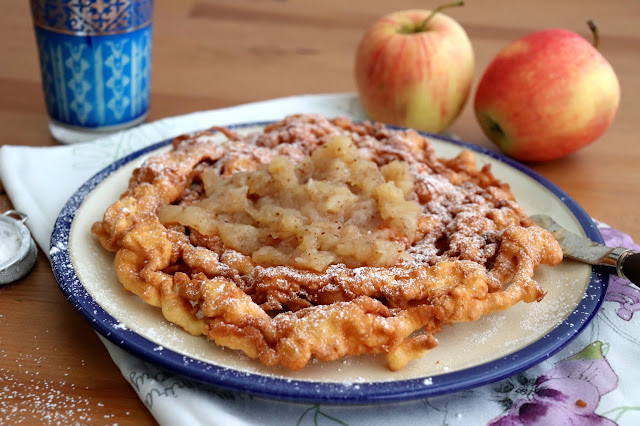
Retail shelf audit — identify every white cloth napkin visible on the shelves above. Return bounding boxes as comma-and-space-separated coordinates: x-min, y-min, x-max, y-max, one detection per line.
2, 93, 640, 426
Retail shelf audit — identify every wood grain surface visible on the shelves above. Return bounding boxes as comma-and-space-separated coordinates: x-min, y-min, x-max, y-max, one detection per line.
1, 0, 638, 424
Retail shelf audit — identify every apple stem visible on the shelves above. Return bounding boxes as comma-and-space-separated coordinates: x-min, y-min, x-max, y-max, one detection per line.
587, 20, 600, 49
416, 1, 465, 32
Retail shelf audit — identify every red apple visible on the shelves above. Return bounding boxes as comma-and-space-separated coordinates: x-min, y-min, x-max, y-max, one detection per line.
354, 3, 474, 133
474, 22, 620, 162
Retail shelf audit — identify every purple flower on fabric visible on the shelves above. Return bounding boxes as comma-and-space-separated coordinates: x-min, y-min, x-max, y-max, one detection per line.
489, 342, 618, 426
599, 224, 640, 321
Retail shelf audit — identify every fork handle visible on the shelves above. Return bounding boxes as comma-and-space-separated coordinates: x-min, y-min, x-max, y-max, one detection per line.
617, 250, 640, 286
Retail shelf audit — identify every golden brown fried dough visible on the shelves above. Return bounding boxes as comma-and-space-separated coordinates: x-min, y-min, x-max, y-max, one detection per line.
92, 114, 562, 370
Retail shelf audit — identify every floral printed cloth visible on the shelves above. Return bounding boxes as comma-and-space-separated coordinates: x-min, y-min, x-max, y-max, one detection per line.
1, 94, 639, 425
488, 222, 640, 426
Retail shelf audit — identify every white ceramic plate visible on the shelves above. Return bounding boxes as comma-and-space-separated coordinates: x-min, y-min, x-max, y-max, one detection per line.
50, 122, 608, 404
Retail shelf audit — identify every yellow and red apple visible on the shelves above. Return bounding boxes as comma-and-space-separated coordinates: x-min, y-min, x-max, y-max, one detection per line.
474, 24, 620, 162
354, 4, 474, 133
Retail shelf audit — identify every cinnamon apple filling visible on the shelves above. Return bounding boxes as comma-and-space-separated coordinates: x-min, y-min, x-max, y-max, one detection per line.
158, 135, 421, 272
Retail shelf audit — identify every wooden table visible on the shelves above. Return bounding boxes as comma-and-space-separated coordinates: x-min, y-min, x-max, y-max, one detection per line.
1, 0, 638, 424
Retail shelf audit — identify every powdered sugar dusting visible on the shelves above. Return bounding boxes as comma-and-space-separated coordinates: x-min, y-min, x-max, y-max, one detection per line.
49, 241, 66, 257
0, 221, 21, 264
0, 350, 100, 425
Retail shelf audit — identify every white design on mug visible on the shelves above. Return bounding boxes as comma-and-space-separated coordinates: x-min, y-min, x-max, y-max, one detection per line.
64, 43, 93, 124
104, 40, 131, 120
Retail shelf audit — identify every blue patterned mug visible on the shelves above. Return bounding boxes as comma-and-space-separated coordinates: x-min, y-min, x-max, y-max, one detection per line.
30, 0, 153, 141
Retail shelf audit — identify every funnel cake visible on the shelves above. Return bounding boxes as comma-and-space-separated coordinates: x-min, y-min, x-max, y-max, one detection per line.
91, 114, 563, 371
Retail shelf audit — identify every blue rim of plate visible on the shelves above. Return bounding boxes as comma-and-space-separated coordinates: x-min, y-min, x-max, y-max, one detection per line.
50, 121, 609, 404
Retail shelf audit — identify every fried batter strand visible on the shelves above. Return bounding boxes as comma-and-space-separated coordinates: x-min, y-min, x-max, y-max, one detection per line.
92, 114, 562, 370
